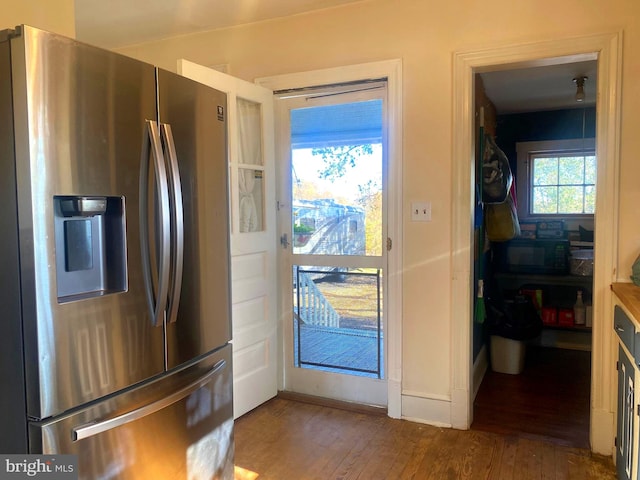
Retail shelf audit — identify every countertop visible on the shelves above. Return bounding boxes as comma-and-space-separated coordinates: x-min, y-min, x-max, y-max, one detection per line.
612, 282, 640, 321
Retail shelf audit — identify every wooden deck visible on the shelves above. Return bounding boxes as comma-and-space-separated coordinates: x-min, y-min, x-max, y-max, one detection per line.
296, 324, 382, 377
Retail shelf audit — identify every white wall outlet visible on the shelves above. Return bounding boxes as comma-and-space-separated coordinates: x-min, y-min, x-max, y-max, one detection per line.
411, 201, 431, 222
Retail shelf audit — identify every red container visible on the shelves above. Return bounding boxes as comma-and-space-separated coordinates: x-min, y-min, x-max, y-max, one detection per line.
541, 307, 557, 325
558, 308, 575, 326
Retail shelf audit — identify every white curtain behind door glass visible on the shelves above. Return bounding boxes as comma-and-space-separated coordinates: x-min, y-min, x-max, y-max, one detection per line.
238, 98, 263, 232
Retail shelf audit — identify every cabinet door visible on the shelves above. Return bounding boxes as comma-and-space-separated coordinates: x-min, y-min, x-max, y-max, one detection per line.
618, 345, 635, 480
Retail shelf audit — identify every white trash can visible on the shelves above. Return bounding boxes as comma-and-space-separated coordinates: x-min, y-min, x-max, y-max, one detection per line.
490, 335, 526, 374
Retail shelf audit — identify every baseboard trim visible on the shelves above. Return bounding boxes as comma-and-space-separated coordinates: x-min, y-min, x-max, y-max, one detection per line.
473, 345, 488, 401
401, 393, 452, 427
591, 407, 614, 456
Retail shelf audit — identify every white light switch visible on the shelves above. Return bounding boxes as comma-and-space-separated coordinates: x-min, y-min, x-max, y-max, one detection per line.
411, 202, 431, 222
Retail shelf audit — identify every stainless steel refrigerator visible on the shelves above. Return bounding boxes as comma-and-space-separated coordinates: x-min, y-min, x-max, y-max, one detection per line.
0, 25, 234, 479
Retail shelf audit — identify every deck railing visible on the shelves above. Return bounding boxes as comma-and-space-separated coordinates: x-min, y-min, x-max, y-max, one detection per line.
295, 270, 340, 328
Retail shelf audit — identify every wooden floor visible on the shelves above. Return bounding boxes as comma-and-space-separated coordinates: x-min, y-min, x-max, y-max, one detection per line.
233, 395, 614, 479
472, 346, 591, 449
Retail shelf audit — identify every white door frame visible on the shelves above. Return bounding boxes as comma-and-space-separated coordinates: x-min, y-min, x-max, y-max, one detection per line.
451, 32, 622, 454
257, 59, 403, 418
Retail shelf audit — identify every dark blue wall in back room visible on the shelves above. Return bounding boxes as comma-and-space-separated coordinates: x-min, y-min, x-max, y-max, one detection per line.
494, 106, 596, 178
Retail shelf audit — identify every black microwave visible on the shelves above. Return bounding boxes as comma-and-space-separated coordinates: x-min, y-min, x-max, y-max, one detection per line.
493, 238, 570, 275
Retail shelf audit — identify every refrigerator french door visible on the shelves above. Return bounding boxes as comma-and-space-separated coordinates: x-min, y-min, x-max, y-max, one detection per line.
0, 25, 233, 479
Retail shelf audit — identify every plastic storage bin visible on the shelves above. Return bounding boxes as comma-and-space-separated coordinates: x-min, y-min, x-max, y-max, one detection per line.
490, 335, 526, 374
569, 249, 594, 276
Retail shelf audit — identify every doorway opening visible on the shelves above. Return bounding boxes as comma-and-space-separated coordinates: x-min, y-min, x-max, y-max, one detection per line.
277, 82, 388, 404
471, 60, 597, 448
259, 60, 403, 413
451, 32, 621, 455
470, 64, 596, 448
287, 95, 386, 380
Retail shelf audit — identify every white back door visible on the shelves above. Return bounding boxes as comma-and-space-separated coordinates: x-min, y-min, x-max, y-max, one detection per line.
178, 60, 277, 418
276, 85, 388, 406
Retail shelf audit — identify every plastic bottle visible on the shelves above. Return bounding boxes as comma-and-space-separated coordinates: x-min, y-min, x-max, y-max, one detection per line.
574, 290, 586, 325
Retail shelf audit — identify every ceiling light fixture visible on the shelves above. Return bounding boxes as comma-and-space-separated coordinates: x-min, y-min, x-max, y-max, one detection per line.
573, 76, 588, 102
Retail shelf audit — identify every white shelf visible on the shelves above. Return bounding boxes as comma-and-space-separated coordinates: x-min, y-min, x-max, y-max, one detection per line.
570, 241, 594, 248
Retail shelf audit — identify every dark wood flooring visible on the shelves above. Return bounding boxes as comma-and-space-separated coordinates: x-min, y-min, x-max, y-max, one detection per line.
234, 394, 613, 479
472, 346, 591, 449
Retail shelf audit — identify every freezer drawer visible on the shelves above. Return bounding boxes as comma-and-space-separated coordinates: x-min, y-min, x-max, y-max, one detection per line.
30, 345, 233, 480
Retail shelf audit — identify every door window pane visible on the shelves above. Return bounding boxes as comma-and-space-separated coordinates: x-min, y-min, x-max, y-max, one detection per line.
237, 98, 265, 232
293, 265, 383, 378
290, 100, 383, 256
238, 168, 264, 232
291, 143, 382, 255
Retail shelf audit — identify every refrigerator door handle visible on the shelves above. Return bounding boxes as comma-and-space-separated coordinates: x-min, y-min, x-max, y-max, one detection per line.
140, 120, 171, 327
160, 123, 184, 325
72, 359, 227, 441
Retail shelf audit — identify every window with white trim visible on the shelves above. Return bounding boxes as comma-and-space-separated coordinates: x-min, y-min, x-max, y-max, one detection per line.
516, 139, 596, 219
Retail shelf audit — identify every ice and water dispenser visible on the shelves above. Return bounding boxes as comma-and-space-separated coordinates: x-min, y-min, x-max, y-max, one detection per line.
54, 196, 127, 302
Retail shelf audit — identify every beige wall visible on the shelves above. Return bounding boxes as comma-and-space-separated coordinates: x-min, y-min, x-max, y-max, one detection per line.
115, 0, 640, 422
0, 0, 75, 37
